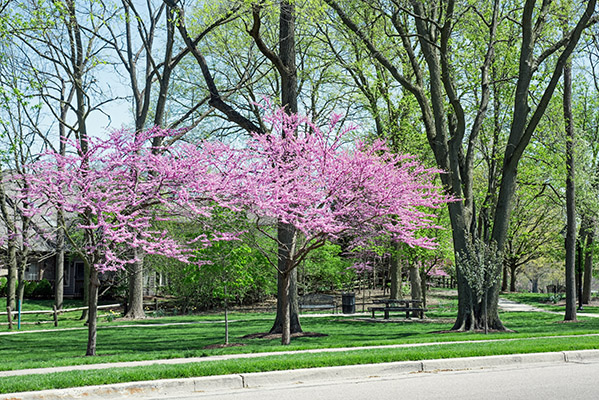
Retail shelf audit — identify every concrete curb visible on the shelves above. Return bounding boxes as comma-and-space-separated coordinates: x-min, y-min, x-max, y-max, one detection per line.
3, 350, 599, 400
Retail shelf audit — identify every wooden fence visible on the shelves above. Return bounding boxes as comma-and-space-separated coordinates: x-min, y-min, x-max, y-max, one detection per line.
1, 303, 121, 329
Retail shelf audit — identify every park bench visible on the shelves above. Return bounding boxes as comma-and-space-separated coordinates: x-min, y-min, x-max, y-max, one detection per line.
368, 299, 427, 319
299, 293, 337, 313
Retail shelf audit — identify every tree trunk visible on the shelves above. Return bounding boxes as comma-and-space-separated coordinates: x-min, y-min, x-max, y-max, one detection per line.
582, 223, 594, 304
509, 263, 517, 292
531, 278, 539, 293
501, 264, 509, 292
419, 269, 428, 309
270, 268, 301, 334
563, 57, 577, 321
86, 266, 100, 356
124, 247, 145, 319
80, 262, 89, 321
16, 264, 25, 306
390, 243, 402, 299
6, 242, 17, 311
55, 209, 65, 311
409, 263, 422, 318
269, 0, 301, 337
270, 223, 301, 335
409, 264, 421, 300
280, 271, 291, 346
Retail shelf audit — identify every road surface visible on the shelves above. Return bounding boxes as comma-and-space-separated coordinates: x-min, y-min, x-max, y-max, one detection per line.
157, 360, 599, 400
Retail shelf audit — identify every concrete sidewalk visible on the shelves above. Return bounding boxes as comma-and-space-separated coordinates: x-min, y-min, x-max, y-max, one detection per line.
3, 349, 599, 400
498, 297, 599, 318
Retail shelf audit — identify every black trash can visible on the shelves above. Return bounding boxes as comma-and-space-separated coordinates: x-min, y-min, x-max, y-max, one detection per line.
341, 292, 355, 314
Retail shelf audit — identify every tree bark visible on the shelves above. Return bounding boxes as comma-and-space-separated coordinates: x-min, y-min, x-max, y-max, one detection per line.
563, 57, 577, 321
280, 271, 291, 346
265, 0, 302, 338
270, 222, 302, 336
86, 266, 100, 356
124, 247, 145, 319
390, 243, 403, 299
501, 264, 509, 292
55, 209, 65, 310
582, 221, 595, 304
409, 262, 422, 317
6, 242, 17, 311
509, 263, 517, 292
80, 262, 89, 321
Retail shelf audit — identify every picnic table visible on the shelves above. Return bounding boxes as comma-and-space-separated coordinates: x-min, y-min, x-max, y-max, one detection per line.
368, 299, 426, 319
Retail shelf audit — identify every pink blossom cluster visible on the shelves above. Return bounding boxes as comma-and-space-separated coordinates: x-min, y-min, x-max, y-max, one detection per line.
22, 108, 451, 272
22, 128, 232, 271
203, 107, 450, 251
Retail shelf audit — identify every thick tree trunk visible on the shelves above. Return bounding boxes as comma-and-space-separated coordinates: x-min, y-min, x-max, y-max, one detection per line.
270, 222, 302, 335
563, 58, 577, 321
124, 247, 145, 319
86, 266, 100, 356
390, 243, 403, 299
269, 0, 301, 337
450, 204, 476, 331
409, 264, 421, 317
409, 264, 421, 301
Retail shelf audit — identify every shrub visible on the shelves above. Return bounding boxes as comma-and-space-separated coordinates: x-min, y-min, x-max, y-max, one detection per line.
299, 243, 356, 293
24, 281, 37, 298
32, 279, 53, 298
0, 277, 7, 296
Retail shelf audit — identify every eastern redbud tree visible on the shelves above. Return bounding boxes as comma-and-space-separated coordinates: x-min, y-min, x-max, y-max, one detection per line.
184, 108, 452, 345
23, 128, 237, 356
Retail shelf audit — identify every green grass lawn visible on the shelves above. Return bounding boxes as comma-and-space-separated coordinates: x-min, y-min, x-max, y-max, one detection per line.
2, 290, 599, 393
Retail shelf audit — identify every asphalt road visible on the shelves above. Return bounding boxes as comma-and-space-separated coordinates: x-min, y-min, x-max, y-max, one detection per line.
159, 360, 599, 400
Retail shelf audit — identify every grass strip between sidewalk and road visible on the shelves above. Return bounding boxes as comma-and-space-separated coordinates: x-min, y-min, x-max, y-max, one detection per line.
2, 334, 599, 394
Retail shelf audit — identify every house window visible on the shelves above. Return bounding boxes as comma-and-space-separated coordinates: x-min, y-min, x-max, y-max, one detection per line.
25, 263, 40, 281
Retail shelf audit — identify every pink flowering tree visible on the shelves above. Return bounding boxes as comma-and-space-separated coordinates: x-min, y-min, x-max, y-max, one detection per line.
24, 107, 451, 351
23, 128, 237, 356
183, 108, 452, 345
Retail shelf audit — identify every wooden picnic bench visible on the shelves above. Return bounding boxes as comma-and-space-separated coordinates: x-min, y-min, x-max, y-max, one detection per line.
368, 299, 427, 319
299, 293, 337, 313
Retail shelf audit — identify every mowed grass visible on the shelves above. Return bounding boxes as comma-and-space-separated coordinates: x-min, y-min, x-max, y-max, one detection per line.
3, 334, 599, 394
2, 290, 599, 393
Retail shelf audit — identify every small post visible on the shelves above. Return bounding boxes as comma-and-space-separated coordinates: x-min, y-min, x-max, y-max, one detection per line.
6, 306, 12, 330
53, 305, 58, 327
154, 297, 158, 312
17, 299, 22, 330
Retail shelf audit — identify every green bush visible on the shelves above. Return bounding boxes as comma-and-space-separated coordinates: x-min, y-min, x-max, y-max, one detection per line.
24, 280, 37, 298
32, 279, 53, 298
0, 277, 6, 296
298, 243, 356, 293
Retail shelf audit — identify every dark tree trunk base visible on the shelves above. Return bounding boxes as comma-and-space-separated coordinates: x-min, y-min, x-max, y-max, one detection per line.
269, 312, 302, 334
